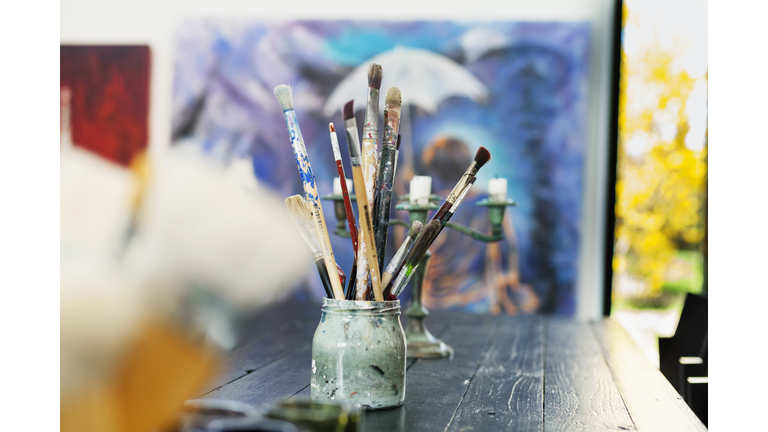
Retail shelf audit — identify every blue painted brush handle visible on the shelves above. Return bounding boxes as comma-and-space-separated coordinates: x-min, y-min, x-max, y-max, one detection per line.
284, 109, 318, 206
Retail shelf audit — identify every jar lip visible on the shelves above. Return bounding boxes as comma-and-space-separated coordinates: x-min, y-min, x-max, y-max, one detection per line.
321, 298, 400, 313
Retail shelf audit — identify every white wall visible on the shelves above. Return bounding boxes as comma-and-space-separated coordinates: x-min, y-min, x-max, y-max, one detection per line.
61, 0, 616, 320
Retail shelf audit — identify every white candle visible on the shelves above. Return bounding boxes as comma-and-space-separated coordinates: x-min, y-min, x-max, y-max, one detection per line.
488, 178, 507, 201
333, 177, 353, 195
410, 176, 432, 205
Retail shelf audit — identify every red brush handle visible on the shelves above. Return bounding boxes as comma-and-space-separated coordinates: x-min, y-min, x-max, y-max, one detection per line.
336, 160, 359, 259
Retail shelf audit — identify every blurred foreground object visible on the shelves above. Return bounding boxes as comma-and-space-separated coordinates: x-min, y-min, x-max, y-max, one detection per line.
61, 145, 308, 432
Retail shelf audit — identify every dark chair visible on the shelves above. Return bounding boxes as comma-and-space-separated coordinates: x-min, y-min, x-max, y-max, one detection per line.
658, 293, 707, 426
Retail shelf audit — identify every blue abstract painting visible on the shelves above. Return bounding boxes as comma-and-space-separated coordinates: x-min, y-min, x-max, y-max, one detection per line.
172, 20, 591, 316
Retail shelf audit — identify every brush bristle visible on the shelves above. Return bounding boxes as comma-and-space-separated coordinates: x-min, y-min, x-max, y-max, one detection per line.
329, 123, 335, 133
368, 63, 383, 89
474, 146, 491, 169
396, 134, 402, 150
285, 194, 312, 222
273, 85, 294, 111
343, 100, 354, 120
408, 220, 423, 239
385, 87, 402, 107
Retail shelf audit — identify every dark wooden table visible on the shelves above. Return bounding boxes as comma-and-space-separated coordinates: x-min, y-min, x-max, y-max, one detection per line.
196, 300, 707, 431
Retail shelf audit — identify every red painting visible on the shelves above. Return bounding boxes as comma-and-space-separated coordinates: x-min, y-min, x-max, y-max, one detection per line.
60, 45, 151, 166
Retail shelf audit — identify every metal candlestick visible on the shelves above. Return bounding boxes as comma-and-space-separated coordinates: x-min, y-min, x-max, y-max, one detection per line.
322, 193, 517, 359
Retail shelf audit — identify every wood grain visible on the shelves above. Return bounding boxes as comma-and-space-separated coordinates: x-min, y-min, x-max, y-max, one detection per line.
544, 319, 635, 431
448, 315, 545, 432
364, 313, 500, 432
191, 303, 706, 432
202, 344, 313, 409
197, 303, 319, 394
591, 319, 707, 432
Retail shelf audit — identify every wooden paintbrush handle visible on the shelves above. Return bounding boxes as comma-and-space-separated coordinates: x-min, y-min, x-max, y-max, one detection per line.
308, 198, 345, 300
351, 166, 384, 301
335, 161, 358, 259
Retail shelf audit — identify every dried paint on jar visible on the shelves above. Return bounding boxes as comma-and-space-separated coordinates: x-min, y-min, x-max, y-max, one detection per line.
310, 298, 406, 410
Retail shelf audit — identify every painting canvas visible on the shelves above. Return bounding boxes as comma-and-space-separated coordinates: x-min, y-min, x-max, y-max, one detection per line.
172, 21, 590, 316
60, 45, 151, 166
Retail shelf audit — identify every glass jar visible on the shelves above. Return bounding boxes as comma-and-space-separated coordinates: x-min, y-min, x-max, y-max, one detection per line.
310, 299, 406, 410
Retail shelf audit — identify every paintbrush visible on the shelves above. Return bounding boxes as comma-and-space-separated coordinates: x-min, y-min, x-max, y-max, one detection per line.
362, 64, 383, 187
329, 123, 359, 258
344, 99, 384, 302
384, 149, 490, 297
372, 87, 402, 272
381, 220, 422, 297
284, 195, 334, 298
386, 219, 441, 296
329, 123, 359, 294
389, 177, 477, 298
274, 85, 344, 300
358, 65, 383, 299
362, 64, 382, 210
430, 146, 491, 225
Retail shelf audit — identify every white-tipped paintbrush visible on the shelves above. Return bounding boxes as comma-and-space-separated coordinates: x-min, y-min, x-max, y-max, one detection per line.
274, 85, 344, 300
344, 99, 384, 302
285, 195, 334, 298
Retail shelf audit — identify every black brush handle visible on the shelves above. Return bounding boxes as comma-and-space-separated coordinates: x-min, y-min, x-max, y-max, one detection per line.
373, 144, 398, 272
315, 258, 334, 299
345, 261, 358, 300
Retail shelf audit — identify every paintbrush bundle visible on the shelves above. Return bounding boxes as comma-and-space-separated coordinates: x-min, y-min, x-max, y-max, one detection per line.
274, 66, 491, 303
383, 147, 491, 296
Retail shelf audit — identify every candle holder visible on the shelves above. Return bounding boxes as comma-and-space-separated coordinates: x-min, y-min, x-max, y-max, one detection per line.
322, 193, 517, 359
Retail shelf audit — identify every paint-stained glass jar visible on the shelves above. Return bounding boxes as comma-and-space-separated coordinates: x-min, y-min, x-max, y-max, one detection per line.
310, 299, 406, 410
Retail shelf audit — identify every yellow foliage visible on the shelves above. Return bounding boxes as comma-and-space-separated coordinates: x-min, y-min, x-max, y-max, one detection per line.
614, 5, 707, 295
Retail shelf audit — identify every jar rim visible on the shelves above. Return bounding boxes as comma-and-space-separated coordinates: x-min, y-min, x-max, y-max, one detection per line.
321, 298, 400, 313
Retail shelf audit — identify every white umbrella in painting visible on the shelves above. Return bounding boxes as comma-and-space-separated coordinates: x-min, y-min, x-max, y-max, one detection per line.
323, 46, 489, 201
323, 46, 488, 117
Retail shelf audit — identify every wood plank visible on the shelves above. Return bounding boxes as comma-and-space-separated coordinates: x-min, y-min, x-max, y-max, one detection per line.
198, 310, 320, 394
544, 319, 635, 432
591, 319, 707, 432
234, 299, 319, 349
363, 313, 500, 432
447, 315, 545, 432
201, 344, 314, 409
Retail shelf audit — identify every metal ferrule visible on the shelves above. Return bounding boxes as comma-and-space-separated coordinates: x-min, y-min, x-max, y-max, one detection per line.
363, 88, 380, 139
447, 167, 476, 203
384, 237, 414, 275
383, 105, 401, 147
449, 178, 476, 215
313, 249, 324, 261
344, 118, 361, 163
329, 130, 342, 161
391, 263, 418, 297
